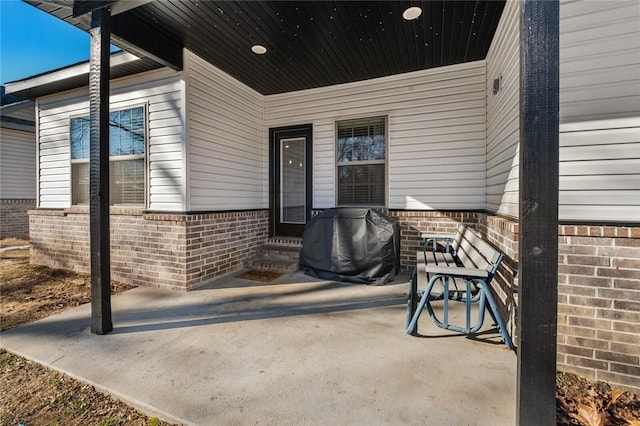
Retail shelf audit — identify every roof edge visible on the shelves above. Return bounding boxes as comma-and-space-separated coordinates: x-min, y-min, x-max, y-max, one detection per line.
5, 51, 160, 99
0, 99, 36, 114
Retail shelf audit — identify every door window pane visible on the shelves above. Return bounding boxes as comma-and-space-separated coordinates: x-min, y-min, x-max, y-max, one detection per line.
281, 138, 306, 224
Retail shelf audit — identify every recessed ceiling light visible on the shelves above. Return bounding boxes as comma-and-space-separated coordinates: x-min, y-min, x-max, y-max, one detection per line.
402, 6, 422, 21
251, 45, 267, 54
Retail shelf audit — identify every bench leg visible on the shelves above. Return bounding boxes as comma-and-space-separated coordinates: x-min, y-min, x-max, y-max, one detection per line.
477, 282, 515, 350
406, 268, 419, 335
406, 275, 442, 334
406, 275, 514, 350
443, 277, 449, 326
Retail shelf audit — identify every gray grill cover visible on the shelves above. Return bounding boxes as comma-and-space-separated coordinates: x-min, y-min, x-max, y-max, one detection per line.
300, 208, 400, 285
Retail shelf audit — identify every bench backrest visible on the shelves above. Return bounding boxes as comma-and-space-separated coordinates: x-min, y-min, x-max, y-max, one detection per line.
449, 224, 466, 254
455, 226, 503, 276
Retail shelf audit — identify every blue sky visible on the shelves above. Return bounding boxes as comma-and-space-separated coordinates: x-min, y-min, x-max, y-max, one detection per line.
0, 0, 116, 85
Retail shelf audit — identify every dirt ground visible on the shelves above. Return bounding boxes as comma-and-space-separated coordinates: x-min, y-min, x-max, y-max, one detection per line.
0, 243, 174, 426
0, 244, 133, 333
0, 240, 638, 425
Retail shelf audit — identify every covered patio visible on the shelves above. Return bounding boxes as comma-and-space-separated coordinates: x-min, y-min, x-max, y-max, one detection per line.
1, 271, 517, 425
5, 0, 564, 423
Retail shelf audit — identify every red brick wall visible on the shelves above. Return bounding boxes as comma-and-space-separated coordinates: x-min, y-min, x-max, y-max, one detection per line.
184, 211, 269, 288
557, 224, 640, 394
29, 208, 268, 291
0, 199, 36, 240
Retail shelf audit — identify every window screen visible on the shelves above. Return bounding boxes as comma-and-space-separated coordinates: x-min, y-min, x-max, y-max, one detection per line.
336, 117, 386, 206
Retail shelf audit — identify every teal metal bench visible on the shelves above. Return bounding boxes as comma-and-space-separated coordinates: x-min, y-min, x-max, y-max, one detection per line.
406, 225, 514, 349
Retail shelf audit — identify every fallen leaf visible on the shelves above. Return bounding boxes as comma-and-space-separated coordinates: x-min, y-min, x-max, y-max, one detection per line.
570, 403, 606, 426
609, 388, 624, 407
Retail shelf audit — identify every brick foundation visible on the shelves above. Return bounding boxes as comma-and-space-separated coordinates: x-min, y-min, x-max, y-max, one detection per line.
28, 206, 640, 393
29, 208, 269, 291
557, 224, 640, 394
0, 199, 36, 240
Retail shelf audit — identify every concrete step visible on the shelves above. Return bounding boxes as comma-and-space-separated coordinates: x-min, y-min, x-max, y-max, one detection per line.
256, 244, 301, 261
248, 258, 300, 274
266, 236, 303, 247
246, 237, 303, 273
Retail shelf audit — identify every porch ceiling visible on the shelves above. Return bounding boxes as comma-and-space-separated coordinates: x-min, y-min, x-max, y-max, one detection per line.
26, 0, 505, 95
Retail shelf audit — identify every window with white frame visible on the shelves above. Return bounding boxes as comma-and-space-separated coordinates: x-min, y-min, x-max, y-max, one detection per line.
70, 106, 146, 206
336, 116, 386, 206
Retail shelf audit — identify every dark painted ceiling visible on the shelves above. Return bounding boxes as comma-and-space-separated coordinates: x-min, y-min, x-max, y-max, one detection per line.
26, 1, 505, 95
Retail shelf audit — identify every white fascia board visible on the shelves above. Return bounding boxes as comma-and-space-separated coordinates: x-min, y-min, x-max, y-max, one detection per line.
4, 51, 141, 95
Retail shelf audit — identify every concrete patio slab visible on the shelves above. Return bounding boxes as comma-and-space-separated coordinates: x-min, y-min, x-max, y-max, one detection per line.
1, 271, 516, 425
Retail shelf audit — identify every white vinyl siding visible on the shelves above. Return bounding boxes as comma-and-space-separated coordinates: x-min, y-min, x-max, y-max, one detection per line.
0, 128, 36, 199
560, 0, 640, 123
37, 68, 184, 210
5, 106, 34, 123
184, 50, 264, 211
485, 0, 520, 218
559, 119, 640, 222
483, 0, 640, 223
265, 62, 487, 210
558, 0, 640, 222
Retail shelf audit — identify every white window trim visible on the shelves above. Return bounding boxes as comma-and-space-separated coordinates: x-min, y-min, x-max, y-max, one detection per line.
69, 103, 149, 208
334, 115, 389, 208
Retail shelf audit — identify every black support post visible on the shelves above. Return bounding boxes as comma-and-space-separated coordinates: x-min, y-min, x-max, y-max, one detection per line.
89, 7, 113, 335
517, 1, 559, 424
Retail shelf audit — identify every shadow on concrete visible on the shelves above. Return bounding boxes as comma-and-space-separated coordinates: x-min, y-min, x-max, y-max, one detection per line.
2, 277, 408, 337
111, 296, 405, 334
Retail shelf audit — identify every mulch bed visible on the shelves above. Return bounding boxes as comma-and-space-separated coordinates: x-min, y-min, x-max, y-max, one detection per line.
556, 371, 640, 425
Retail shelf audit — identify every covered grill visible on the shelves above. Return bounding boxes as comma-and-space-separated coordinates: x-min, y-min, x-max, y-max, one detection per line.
300, 208, 400, 285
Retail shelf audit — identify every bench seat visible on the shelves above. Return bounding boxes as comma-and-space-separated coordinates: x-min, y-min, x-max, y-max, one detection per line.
406, 225, 514, 349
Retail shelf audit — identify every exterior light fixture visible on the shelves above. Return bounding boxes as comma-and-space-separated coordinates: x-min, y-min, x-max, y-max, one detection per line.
251, 45, 267, 54
492, 75, 502, 95
402, 6, 422, 21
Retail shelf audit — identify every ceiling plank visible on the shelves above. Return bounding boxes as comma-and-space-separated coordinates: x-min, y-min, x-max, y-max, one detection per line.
32, 1, 506, 95
72, 0, 114, 17
111, 12, 183, 70
72, 0, 154, 17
